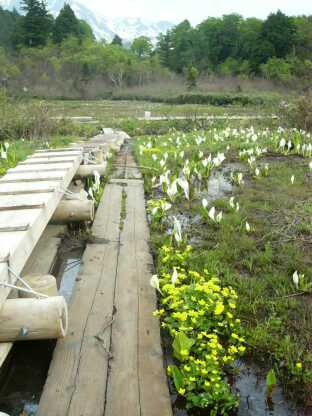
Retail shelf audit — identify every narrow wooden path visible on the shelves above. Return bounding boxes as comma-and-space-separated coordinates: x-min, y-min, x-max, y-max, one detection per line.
38, 145, 172, 416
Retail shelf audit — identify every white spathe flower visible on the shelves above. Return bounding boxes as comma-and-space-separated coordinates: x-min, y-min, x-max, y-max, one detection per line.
202, 198, 208, 209
88, 187, 94, 200
199, 151, 204, 159
0, 148, 7, 160
279, 138, 286, 148
236, 202, 240, 212
152, 154, 158, 161
246, 222, 251, 232
150, 274, 162, 294
4, 142, 9, 150
178, 177, 190, 200
167, 180, 178, 201
291, 175, 295, 185
216, 211, 223, 223
292, 271, 299, 289
208, 207, 216, 222
255, 168, 260, 177
172, 268, 178, 285
309, 161, 312, 170
229, 197, 235, 208
160, 159, 166, 168
173, 216, 183, 244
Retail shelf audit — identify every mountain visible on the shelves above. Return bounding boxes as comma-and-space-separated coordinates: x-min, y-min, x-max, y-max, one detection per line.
0, 0, 173, 42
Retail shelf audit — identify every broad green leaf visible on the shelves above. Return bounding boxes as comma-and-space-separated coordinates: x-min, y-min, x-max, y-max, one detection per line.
266, 369, 277, 389
169, 365, 184, 390
172, 332, 195, 361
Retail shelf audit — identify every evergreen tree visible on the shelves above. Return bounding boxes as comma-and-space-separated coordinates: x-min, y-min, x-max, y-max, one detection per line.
111, 34, 122, 46
18, 0, 53, 47
53, 4, 79, 44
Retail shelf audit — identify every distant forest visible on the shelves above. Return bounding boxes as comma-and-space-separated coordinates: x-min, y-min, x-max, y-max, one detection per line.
0, 1, 311, 98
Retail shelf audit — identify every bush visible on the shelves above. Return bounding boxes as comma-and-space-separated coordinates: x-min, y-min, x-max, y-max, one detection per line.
280, 94, 312, 131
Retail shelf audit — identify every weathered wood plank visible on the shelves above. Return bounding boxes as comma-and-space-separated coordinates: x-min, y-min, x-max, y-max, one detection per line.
37, 184, 122, 416
105, 182, 172, 416
0, 152, 82, 309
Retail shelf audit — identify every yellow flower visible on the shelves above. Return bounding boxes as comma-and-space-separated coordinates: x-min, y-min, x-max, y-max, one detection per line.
178, 388, 186, 396
214, 302, 224, 315
296, 362, 302, 369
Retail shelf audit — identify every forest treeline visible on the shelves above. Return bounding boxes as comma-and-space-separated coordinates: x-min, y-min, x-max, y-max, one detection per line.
158, 12, 312, 83
0, 1, 311, 98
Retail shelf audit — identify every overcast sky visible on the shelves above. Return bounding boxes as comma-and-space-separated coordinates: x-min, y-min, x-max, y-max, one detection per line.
82, 0, 311, 23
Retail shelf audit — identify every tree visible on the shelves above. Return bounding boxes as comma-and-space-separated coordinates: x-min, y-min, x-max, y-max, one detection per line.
260, 10, 297, 58
53, 4, 79, 43
111, 34, 122, 46
131, 36, 152, 58
0, 7, 21, 49
16, 0, 53, 47
186, 65, 199, 88
78, 20, 95, 41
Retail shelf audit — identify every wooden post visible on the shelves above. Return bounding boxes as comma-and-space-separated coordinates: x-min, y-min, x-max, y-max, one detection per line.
51, 200, 95, 224
75, 163, 107, 178
0, 296, 68, 341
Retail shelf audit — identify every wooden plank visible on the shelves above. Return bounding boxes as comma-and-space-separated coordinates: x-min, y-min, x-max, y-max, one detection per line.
0, 152, 82, 308
0, 225, 65, 370
31, 151, 82, 158
38, 184, 122, 416
105, 182, 171, 416
9, 163, 73, 173
0, 181, 58, 195
0, 171, 66, 183
0, 193, 53, 207
20, 158, 78, 165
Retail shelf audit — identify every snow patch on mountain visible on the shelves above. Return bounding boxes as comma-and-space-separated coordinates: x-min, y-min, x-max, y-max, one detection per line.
0, 0, 173, 42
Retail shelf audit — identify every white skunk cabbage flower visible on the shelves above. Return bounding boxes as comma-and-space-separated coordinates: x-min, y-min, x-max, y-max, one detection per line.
208, 207, 216, 222
150, 274, 162, 294
173, 216, 183, 244
202, 198, 208, 209
246, 222, 251, 232
178, 177, 190, 200
216, 211, 223, 223
292, 271, 299, 289
172, 268, 178, 285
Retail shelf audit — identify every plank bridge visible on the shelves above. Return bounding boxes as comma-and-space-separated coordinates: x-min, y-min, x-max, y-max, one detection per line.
0, 132, 172, 416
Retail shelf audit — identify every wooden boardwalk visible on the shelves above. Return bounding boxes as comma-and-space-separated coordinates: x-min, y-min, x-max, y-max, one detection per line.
38, 147, 172, 416
0, 148, 82, 308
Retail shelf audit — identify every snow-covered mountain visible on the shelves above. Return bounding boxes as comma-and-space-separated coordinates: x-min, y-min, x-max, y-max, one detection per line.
0, 0, 173, 42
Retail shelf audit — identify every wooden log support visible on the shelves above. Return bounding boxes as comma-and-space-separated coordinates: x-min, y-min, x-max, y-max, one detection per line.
75, 163, 107, 178
0, 296, 68, 342
19, 274, 58, 298
51, 200, 95, 224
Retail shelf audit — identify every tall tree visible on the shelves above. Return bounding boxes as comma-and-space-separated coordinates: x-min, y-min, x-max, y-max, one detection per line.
131, 36, 152, 58
53, 4, 79, 43
17, 0, 53, 47
260, 10, 297, 58
111, 34, 122, 46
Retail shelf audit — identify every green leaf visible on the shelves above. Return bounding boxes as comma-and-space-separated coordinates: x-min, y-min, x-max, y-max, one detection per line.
169, 365, 184, 391
266, 369, 277, 389
172, 332, 195, 361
